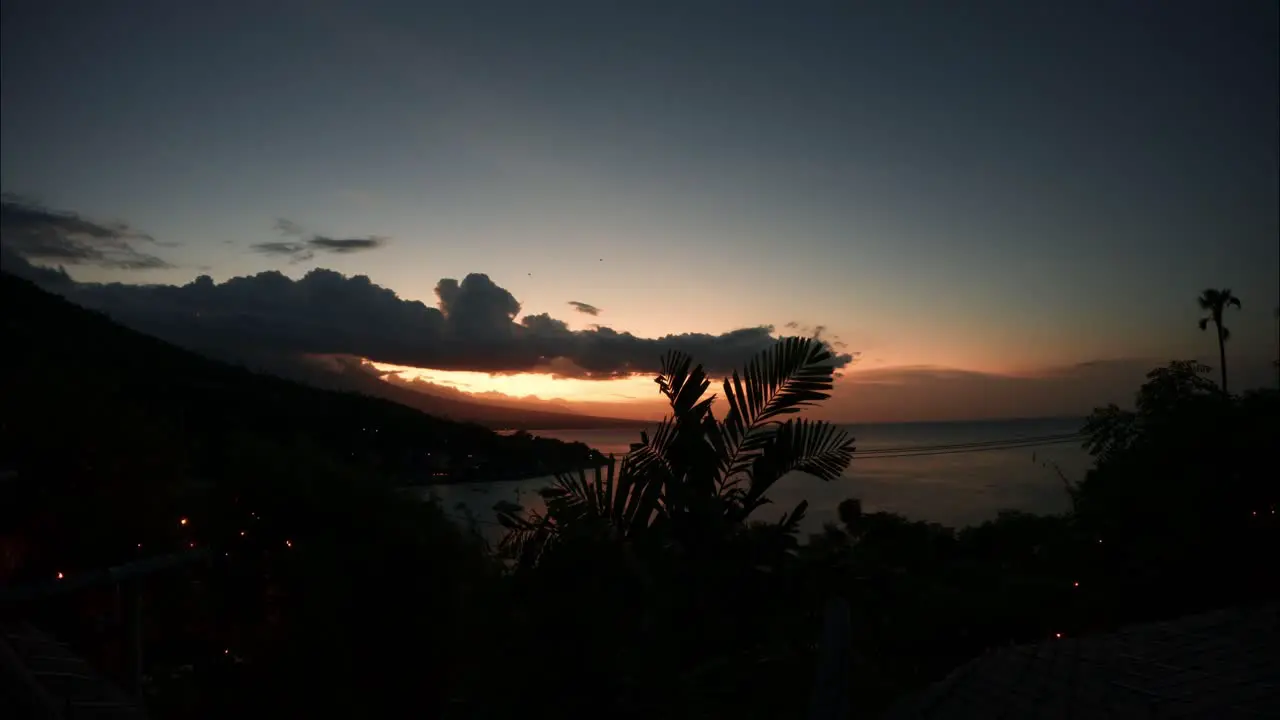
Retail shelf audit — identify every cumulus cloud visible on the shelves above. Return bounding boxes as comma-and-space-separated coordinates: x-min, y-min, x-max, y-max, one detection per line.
251, 218, 389, 262
0, 195, 170, 270
568, 301, 601, 316
40, 267, 853, 379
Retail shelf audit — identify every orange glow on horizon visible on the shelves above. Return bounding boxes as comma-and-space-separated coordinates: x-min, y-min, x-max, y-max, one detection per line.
369, 359, 934, 421
375, 359, 890, 404
372, 362, 662, 404
366, 354, 1126, 424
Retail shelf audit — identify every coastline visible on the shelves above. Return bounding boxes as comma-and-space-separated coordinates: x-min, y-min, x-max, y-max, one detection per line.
401, 457, 615, 488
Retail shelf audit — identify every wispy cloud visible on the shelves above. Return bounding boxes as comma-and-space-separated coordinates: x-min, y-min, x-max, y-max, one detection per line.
252, 218, 389, 262
0, 195, 170, 270
309, 235, 389, 253
273, 218, 305, 236
830, 356, 1280, 422
567, 300, 601, 316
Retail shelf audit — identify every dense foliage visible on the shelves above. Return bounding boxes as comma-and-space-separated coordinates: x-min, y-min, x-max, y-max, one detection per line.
481, 337, 856, 717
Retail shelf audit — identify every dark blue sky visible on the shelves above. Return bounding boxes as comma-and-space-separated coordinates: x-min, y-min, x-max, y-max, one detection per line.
2, 0, 1277, 414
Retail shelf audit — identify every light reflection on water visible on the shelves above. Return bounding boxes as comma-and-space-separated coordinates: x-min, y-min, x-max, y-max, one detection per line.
424, 418, 1091, 541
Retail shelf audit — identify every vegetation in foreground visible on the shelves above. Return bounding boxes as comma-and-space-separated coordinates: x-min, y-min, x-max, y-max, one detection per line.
483, 347, 1278, 717
2, 275, 1277, 718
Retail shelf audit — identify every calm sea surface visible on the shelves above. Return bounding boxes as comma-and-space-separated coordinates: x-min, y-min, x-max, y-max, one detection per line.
425, 417, 1092, 540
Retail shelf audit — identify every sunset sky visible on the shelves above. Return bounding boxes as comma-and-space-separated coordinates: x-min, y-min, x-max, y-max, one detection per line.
2, 1, 1277, 422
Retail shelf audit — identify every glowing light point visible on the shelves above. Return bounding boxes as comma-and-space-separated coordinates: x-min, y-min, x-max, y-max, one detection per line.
188, 542, 196, 548
1055, 632, 1063, 639
285, 539, 293, 548
179, 517, 189, 526
56, 572, 64, 580
239, 531, 246, 537
1073, 582, 1079, 588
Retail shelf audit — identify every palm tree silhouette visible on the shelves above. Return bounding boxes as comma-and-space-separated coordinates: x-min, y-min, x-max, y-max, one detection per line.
496, 336, 855, 566
1197, 288, 1241, 394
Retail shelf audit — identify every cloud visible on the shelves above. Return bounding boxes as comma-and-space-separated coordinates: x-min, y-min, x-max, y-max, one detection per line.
567, 301, 601, 316
273, 218, 305, 236
309, 235, 389, 253
251, 218, 389, 262
826, 363, 1140, 422
0, 195, 170, 270
828, 356, 1278, 422
0, 244, 75, 286
252, 242, 316, 262
40, 267, 854, 379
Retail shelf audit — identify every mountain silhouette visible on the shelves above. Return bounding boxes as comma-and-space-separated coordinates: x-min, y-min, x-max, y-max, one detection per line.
0, 271, 609, 475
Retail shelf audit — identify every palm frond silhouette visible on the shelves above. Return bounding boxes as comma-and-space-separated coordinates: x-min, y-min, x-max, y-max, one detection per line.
496, 336, 855, 566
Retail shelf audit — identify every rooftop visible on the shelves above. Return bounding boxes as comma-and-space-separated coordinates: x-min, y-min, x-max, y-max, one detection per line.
883, 604, 1280, 718
1, 622, 145, 719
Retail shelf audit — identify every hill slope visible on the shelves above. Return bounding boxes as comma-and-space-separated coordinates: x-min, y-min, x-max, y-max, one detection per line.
0, 272, 601, 483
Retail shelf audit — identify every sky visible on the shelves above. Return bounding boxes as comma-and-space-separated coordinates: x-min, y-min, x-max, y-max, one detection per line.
2, 0, 1277, 422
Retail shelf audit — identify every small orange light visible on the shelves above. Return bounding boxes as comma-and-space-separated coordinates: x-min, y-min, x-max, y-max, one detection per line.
239, 531, 246, 537
56, 572, 64, 580
1055, 632, 1062, 639
188, 542, 196, 548
285, 540, 293, 548
223, 649, 229, 655
1073, 582, 1079, 587
180, 517, 189, 526
137, 543, 142, 549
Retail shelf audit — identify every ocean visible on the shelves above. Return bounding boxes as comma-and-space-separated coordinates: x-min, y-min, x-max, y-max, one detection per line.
425, 417, 1093, 540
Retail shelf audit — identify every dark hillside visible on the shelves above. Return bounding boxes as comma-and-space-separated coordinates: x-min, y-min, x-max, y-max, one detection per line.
0, 271, 601, 488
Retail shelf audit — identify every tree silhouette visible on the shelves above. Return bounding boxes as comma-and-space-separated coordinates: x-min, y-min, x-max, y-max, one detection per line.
496, 336, 856, 566
1197, 288, 1241, 394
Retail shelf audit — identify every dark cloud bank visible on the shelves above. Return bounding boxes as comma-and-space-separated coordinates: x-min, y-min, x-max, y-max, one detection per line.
0, 198, 849, 411
1, 249, 852, 381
